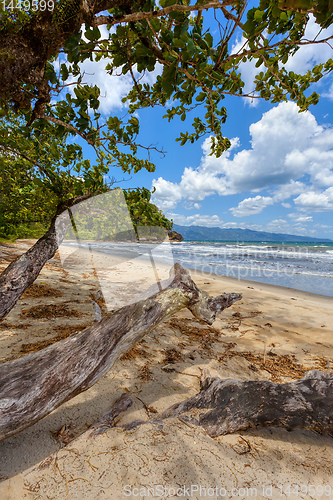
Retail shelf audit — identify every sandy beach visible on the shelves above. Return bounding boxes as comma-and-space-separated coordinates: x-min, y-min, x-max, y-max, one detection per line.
0, 240, 332, 499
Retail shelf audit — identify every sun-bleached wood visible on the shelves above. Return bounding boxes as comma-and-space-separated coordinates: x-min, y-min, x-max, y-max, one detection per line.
159, 368, 333, 436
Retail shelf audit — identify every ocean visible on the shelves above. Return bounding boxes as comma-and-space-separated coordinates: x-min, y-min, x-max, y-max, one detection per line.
166, 241, 333, 297
63, 239, 333, 298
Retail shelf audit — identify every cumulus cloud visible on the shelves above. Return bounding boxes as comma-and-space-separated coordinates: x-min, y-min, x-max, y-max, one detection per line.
230, 36, 259, 103
151, 178, 183, 210
169, 211, 321, 236
288, 214, 313, 223
273, 181, 307, 202
230, 196, 274, 217
284, 16, 333, 74
265, 219, 313, 236
152, 101, 333, 214
168, 213, 224, 227
294, 188, 333, 211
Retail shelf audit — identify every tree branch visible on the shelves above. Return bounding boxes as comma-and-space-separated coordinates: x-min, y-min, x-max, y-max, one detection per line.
93, 1, 236, 26
124, 368, 333, 437
0, 144, 58, 187
41, 115, 95, 146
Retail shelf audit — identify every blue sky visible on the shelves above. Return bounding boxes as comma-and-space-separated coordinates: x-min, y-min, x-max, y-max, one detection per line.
72, 13, 333, 240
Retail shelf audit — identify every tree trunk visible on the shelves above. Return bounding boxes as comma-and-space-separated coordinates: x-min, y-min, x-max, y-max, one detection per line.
0, 211, 70, 321
158, 368, 333, 437
0, 263, 241, 442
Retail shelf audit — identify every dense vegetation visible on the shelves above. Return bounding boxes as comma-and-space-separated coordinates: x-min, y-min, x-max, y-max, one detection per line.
0, 115, 172, 240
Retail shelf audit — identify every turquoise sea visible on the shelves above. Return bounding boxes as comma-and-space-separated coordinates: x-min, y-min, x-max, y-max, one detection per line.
70, 239, 333, 297
167, 240, 333, 297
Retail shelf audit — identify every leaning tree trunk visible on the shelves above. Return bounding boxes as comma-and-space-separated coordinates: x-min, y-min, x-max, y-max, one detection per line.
0, 264, 241, 442
157, 368, 333, 437
0, 211, 69, 320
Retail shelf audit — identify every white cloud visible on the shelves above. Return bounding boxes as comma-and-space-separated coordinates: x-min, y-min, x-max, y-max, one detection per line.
151, 178, 183, 210
73, 57, 134, 114
288, 214, 313, 223
168, 213, 224, 227
152, 101, 333, 214
294, 188, 333, 211
230, 196, 274, 217
231, 36, 259, 104
169, 211, 332, 237
273, 181, 306, 202
265, 219, 312, 236
284, 16, 333, 74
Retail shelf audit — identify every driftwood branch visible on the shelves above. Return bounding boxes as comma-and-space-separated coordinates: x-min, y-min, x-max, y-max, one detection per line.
0, 264, 241, 442
72, 369, 333, 440
158, 368, 333, 437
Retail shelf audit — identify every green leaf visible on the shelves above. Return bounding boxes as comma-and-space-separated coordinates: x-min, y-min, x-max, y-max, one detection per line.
159, 0, 176, 6
60, 64, 69, 81
196, 92, 206, 102
205, 33, 214, 48
254, 10, 264, 22
85, 27, 101, 42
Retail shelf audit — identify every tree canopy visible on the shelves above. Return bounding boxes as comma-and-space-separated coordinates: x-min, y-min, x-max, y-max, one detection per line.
0, 0, 332, 232
1, 1, 332, 152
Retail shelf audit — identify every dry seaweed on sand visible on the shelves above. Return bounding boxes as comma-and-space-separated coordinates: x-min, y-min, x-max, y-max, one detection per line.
20, 303, 84, 319
162, 347, 184, 364
22, 283, 63, 298
121, 342, 150, 361
15, 324, 92, 354
51, 424, 78, 446
218, 349, 329, 382
138, 363, 154, 381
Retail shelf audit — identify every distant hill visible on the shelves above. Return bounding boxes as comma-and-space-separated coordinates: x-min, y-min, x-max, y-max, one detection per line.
173, 224, 333, 243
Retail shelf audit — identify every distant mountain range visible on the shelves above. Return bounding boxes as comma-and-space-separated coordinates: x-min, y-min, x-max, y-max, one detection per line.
173, 224, 333, 243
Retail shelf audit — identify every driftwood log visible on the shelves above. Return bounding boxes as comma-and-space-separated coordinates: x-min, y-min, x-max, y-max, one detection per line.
158, 368, 333, 437
0, 263, 241, 442
97, 369, 332, 438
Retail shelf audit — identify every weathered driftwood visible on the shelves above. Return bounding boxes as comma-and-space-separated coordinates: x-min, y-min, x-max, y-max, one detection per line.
0, 263, 241, 442
70, 369, 333, 441
157, 368, 333, 437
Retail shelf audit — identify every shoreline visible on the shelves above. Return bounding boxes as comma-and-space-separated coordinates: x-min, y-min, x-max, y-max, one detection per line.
190, 268, 333, 303
60, 239, 333, 300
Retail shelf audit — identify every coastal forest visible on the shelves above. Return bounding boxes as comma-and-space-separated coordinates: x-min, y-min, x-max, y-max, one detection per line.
0, 0, 333, 448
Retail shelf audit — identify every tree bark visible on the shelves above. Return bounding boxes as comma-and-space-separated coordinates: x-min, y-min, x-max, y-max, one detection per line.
0, 263, 241, 442
158, 368, 333, 437
0, 211, 69, 321
0, 192, 96, 321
